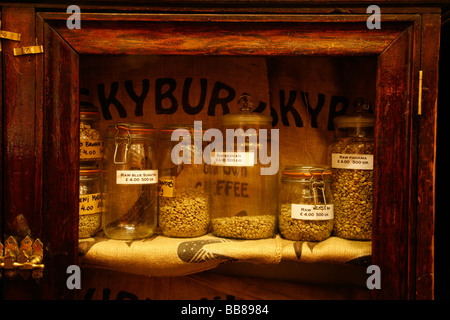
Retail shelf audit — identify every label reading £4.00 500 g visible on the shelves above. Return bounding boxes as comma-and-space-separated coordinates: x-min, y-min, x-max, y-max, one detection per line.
331, 153, 373, 170
116, 170, 158, 184
212, 152, 255, 167
291, 204, 334, 220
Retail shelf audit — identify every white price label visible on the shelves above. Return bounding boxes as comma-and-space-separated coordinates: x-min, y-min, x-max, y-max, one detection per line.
116, 170, 158, 184
291, 204, 334, 220
212, 152, 255, 167
331, 153, 374, 170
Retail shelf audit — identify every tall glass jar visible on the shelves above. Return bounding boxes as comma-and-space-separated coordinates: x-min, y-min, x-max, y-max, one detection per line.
79, 165, 103, 238
80, 106, 103, 164
329, 107, 375, 240
102, 123, 158, 240
158, 124, 210, 237
210, 94, 278, 239
278, 165, 334, 242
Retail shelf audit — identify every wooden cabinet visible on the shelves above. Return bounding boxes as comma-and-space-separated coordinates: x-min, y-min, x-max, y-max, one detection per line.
435, 7, 450, 301
0, 1, 444, 300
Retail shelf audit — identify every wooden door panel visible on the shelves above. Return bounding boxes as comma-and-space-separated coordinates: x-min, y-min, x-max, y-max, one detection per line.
38, 15, 79, 299
1, 6, 43, 300
373, 24, 420, 299
415, 13, 440, 300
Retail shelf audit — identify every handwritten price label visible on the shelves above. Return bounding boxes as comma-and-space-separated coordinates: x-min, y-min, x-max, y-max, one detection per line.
79, 193, 103, 215
80, 140, 103, 159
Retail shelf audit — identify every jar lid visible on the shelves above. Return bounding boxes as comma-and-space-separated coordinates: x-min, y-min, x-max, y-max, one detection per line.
80, 104, 100, 115
105, 122, 155, 138
282, 165, 332, 178
80, 165, 100, 175
221, 94, 272, 126
161, 124, 193, 131
160, 124, 204, 136
333, 98, 375, 128
333, 114, 375, 128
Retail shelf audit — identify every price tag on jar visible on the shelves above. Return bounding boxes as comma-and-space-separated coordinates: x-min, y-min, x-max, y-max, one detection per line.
116, 170, 158, 184
331, 153, 374, 170
291, 204, 334, 220
158, 178, 174, 197
80, 140, 103, 159
211, 151, 255, 167
79, 193, 103, 215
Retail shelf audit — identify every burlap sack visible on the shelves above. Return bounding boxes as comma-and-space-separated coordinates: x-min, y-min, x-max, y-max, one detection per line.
268, 56, 377, 169
80, 55, 272, 133
79, 233, 370, 277
79, 233, 282, 277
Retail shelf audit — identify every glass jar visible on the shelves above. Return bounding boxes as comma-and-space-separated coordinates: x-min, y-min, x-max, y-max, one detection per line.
210, 94, 278, 239
158, 124, 211, 237
80, 106, 103, 164
278, 165, 334, 242
102, 123, 158, 240
79, 165, 102, 238
329, 104, 374, 240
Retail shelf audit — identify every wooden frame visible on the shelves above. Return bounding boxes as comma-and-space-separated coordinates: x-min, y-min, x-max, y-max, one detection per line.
1, 5, 438, 299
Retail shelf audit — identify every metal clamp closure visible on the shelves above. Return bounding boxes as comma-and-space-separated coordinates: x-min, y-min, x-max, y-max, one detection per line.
0, 30, 21, 41
309, 169, 327, 209
0, 21, 21, 52
114, 125, 131, 164
13, 45, 44, 56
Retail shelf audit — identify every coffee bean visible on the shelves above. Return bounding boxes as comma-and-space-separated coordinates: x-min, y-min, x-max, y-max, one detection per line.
159, 188, 210, 237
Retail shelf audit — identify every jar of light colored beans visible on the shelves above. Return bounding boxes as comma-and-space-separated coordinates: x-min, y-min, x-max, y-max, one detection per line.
80, 106, 103, 164
329, 101, 374, 240
79, 165, 103, 238
158, 124, 211, 238
278, 165, 334, 242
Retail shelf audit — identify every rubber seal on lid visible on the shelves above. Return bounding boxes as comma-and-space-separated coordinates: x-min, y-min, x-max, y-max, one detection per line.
282, 165, 332, 178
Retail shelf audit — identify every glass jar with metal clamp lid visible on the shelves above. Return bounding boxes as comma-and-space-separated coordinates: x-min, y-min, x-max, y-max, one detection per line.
102, 123, 158, 240
79, 165, 103, 238
278, 165, 334, 241
80, 105, 103, 164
